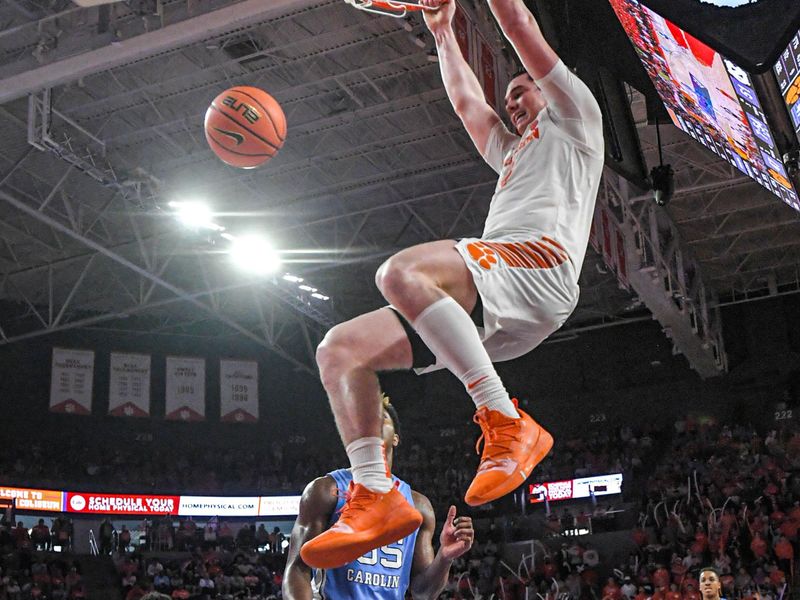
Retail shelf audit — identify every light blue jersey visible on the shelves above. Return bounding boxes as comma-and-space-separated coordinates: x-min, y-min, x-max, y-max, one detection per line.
313, 469, 419, 600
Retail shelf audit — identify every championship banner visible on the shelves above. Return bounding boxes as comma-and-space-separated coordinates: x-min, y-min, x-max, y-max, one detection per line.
478, 34, 498, 111
165, 356, 206, 421
453, 3, 471, 62
49, 348, 94, 415
220, 360, 258, 423
108, 353, 151, 417
66, 492, 179, 515
0, 487, 63, 512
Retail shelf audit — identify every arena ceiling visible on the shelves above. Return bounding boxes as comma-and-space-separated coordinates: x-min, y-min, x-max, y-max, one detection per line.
0, 0, 798, 375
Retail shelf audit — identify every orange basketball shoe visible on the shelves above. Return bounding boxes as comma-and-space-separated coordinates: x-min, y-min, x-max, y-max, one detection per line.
464, 400, 553, 506
300, 481, 423, 569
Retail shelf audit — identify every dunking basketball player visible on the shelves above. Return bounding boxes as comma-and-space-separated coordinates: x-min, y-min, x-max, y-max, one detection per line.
302, 0, 604, 568
283, 397, 474, 596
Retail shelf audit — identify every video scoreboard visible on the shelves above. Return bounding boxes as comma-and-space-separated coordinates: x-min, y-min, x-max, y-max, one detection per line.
610, 0, 800, 213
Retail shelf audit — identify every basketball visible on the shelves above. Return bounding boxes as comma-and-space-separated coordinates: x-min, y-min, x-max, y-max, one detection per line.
204, 86, 287, 169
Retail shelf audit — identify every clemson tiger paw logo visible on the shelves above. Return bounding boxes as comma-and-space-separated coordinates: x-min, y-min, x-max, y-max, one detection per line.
467, 242, 498, 270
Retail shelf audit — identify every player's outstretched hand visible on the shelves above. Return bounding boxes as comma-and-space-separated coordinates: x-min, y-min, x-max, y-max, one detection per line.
420, 0, 454, 34
439, 505, 473, 560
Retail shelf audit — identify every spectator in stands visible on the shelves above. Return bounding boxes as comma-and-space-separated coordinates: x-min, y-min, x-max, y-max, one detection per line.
268, 527, 284, 554
202, 523, 216, 549
99, 518, 115, 555
255, 524, 269, 550
119, 526, 132, 553
31, 519, 50, 551
11, 522, 30, 551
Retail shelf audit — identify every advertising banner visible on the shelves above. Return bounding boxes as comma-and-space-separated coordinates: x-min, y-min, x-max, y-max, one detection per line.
165, 356, 206, 421
3, 484, 301, 517
66, 492, 179, 515
220, 360, 258, 423
529, 473, 623, 504
49, 348, 94, 415
179, 496, 260, 517
108, 353, 151, 417
0, 487, 63, 512
258, 495, 302, 517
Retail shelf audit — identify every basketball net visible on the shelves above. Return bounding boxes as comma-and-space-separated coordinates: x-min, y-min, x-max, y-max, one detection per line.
344, 0, 425, 18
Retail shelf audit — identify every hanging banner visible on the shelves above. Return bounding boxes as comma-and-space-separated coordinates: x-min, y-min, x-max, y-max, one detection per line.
453, 3, 471, 62
108, 353, 151, 417
49, 348, 94, 415
165, 356, 205, 421
478, 33, 498, 111
220, 360, 259, 423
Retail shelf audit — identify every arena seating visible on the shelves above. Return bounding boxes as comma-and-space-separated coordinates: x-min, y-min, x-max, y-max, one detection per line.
1, 415, 796, 599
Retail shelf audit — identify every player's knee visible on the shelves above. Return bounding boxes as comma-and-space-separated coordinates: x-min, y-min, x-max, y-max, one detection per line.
375, 255, 425, 303
316, 325, 358, 386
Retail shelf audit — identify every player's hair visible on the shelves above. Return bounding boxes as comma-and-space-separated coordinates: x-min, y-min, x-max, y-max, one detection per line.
699, 567, 720, 578
511, 68, 533, 81
381, 394, 401, 442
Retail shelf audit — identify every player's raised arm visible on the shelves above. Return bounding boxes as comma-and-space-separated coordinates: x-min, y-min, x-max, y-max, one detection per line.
282, 477, 337, 600
486, 0, 602, 144
485, 0, 558, 80
409, 494, 474, 599
421, 0, 503, 156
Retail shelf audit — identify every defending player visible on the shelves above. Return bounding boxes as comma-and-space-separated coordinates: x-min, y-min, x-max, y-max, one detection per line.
302, 0, 604, 568
283, 397, 475, 595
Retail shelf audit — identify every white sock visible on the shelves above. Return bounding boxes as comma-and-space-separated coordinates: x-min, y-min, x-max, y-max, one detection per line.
412, 297, 518, 418
346, 437, 392, 493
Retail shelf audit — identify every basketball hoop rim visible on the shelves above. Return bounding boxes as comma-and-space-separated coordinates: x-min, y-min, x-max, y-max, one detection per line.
344, 0, 426, 18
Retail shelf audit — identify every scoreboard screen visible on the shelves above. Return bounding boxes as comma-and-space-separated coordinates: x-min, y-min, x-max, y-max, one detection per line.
610, 0, 800, 212
774, 31, 800, 141
640, 0, 800, 72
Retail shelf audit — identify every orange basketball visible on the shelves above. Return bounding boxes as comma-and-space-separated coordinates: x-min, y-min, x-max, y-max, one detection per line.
204, 86, 287, 169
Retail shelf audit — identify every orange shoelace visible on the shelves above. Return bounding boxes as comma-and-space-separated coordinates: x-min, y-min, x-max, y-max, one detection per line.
474, 409, 522, 462
335, 481, 395, 520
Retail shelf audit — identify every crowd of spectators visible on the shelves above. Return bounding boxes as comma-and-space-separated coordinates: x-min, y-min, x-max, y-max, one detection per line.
0, 420, 655, 516
116, 543, 286, 600
0, 519, 74, 555
0, 410, 797, 600
393, 422, 663, 519
0, 436, 340, 497
94, 517, 287, 557
0, 551, 85, 600
435, 417, 798, 600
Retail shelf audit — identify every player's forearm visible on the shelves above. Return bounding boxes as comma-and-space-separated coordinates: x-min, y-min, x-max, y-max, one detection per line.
281, 567, 313, 600
432, 27, 486, 118
484, 0, 557, 79
485, 0, 532, 37
409, 551, 454, 600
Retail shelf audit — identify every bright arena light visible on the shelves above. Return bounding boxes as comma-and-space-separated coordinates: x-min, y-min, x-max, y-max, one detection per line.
229, 235, 281, 274
169, 201, 221, 230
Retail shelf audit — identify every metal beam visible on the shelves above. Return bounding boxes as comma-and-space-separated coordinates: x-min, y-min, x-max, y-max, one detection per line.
0, 188, 318, 374
0, 0, 325, 104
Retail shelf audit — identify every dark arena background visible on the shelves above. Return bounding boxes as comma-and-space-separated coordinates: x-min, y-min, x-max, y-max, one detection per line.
0, 0, 799, 599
